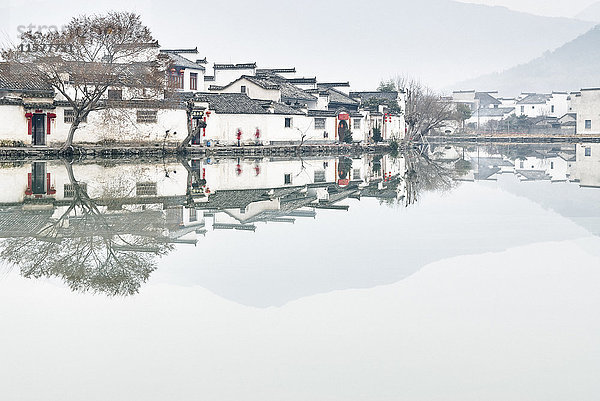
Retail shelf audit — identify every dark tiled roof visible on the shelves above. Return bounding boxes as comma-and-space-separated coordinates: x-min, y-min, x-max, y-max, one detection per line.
204, 76, 215, 81
0, 63, 54, 96
308, 110, 336, 117
318, 82, 350, 88
256, 68, 296, 74
165, 53, 206, 71
517, 94, 551, 105
195, 93, 266, 114
214, 63, 257, 70
350, 91, 398, 102
324, 88, 359, 106
241, 75, 280, 90
195, 93, 304, 115
475, 107, 514, 117
475, 92, 501, 106
160, 48, 198, 54
286, 77, 317, 85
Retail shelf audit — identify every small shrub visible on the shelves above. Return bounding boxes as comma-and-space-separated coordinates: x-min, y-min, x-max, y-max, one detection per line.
0, 140, 25, 147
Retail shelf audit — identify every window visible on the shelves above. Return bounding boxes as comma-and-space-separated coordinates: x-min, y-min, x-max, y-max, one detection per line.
353, 169, 361, 180
63, 182, 87, 198
520, 161, 524, 169
314, 170, 326, 183
137, 110, 158, 123
107, 89, 122, 100
520, 106, 525, 113
314, 118, 326, 130
189, 207, 197, 222
64, 109, 87, 124
166, 207, 183, 226
284, 173, 292, 185
240, 85, 247, 94
136, 182, 157, 196
551, 105, 555, 113
353, 119, 361, 129
284, 118, 292, 128
550, 162, 554, 169
585, 120, 592, 130
190, 73, 198, 91
585, 147, 592, 157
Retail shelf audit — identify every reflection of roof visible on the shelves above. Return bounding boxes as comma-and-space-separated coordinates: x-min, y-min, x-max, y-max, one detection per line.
517, 170, 552, 181
0, 208, 53, 237
474, 166, 501, 180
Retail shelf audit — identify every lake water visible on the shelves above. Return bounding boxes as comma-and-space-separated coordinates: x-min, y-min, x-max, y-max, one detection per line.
1, 143, 599, 401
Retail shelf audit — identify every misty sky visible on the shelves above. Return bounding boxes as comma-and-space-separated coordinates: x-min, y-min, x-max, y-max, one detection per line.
459, 0, 598, 17
0, 0, 597, 91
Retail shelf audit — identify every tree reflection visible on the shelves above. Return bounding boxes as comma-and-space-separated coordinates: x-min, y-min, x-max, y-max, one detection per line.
402, 146, 469, 207
0, 161, 174, 296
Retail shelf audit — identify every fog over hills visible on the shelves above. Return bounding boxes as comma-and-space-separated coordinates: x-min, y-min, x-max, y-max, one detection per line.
576, 1, 600, 22
453, 25, 600, 95
0, 0, 595, 89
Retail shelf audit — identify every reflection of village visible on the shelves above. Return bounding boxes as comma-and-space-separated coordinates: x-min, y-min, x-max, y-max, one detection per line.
0, 143, 598, 295
435, 143, 599, 187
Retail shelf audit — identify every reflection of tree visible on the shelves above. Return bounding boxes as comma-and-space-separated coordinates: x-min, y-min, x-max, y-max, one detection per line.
402, 147, 466, 207
0, 162, 173, 296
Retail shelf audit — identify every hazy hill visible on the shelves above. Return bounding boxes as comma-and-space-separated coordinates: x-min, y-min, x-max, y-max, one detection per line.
453, 25, 600, 95
140, 0, 594, 89
2, 0, 594, 89
576, 1, 600, 22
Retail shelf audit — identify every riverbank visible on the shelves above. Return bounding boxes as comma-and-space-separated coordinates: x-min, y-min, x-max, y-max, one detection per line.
426, 134, 600, 144
0, 142, 394, 161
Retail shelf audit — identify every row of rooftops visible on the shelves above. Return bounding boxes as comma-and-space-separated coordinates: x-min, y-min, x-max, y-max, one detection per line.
1, 46, 404, 117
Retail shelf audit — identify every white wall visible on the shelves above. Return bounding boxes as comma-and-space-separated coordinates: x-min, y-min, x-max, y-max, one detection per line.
212, 78, 280, 102
574, 90, 600, 135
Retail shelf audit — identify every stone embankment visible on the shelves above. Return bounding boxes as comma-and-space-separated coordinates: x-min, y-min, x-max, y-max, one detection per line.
427, 134, 600, 144
0, 143, 394, 160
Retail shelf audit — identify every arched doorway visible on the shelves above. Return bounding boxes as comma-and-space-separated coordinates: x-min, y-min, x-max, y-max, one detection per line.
338, 120, 348, 143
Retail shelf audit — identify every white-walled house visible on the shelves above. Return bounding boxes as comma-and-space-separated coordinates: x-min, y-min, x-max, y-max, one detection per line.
161, 48, 206, 93
573, 88, 600, 135
207, 63, 257, 90
515, 92, 570, 118
208, 74, 318, 108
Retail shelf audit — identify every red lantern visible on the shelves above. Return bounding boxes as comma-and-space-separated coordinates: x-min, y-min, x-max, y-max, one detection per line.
236, 164, 242, 175
236, 129, 242, 140
254, 165, 260, 176
255, 128, 260, 139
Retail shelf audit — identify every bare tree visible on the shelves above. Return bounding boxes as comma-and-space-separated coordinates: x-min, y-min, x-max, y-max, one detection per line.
1, 12, 167, 152
395, 76, 454, 142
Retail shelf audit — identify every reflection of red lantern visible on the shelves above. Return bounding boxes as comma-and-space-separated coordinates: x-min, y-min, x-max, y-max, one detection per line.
236, 163, 242, 175
254, 164, 260, 176
236, 129, 242, 140
255, 128, 260, 139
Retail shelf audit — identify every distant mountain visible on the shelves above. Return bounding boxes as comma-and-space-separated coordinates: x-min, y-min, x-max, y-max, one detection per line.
139, 0, 595, 89
2, 0, 594, 89
576, 1, 600, 22
453, 25, 600, 95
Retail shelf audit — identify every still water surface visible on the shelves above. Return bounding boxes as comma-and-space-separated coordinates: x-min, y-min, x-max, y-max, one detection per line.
1, 144, 599, 400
